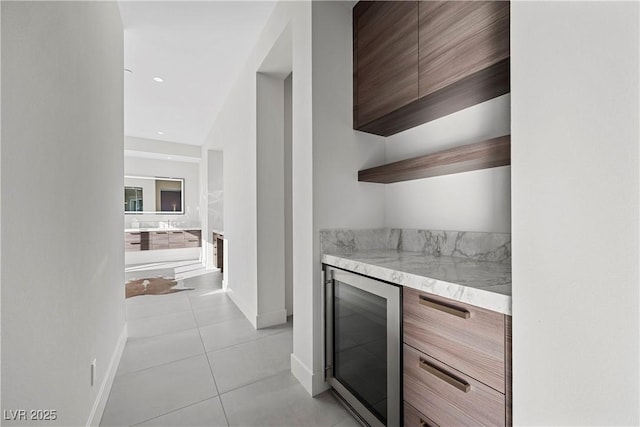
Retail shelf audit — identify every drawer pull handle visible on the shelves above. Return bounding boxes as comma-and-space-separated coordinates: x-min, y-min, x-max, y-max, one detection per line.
419, 295, 470, 319
129, 242, 141, 245
419, 357, 470, 393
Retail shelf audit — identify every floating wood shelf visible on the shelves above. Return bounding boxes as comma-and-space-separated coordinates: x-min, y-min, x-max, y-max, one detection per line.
358, 135, 510, 184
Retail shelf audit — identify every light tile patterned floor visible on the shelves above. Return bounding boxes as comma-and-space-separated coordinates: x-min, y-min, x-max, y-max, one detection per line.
100, 264, 357, 427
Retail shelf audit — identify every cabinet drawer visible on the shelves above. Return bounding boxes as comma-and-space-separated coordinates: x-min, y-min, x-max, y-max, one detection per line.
403, 287, 505, 392
125, 232, 142, 242
404, 344, 505, 427
169, 231, 184, 247
404, 402, 439, 427
185, 230, 201, 239
125, 241, 142, 252
185, 239, 201, 248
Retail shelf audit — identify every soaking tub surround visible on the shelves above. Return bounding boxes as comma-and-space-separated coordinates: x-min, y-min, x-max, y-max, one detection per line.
320, 229, 512, 315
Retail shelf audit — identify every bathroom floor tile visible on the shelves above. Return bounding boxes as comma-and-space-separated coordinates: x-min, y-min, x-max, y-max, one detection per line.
117, 328, 205, 376
134, 397, 228, 427
208, 328, 292, 394
220, 371, 349, 427
127, 310, 197, 339
101, 354, 217, 427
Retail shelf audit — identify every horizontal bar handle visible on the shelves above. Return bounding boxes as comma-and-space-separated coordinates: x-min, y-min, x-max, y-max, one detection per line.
419, 419, 433, 427
419, 357, 471, 393
418, 295, 470, 319
129, 242, 141, 245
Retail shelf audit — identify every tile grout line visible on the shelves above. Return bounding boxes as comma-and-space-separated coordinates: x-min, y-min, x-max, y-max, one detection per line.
115, 351, 206, 378
187, 283, 232, 427
215, 367, 293, 398
129, 395, 219, 427
203, 325, 292, 354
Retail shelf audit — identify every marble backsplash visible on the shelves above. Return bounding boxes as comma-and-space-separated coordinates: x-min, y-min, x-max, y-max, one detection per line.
320, 228, 511, 263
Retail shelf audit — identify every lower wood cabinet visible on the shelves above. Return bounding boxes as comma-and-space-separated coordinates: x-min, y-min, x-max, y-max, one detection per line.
403, 287, 512, 426
185, 230, 202, 248
125, 230, 201, 252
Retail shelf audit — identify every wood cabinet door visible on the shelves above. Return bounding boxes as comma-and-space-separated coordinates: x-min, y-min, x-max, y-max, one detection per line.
354, 1, 419, 128
418, 1, 510, 98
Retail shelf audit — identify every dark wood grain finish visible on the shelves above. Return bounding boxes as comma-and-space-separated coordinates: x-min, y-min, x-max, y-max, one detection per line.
359, 135, 510, 183
356, 58, 509, 136
418, 1, 510, 98
404, 345, 505, 427
213, 232, 224, 272
405, 402, 439, 427
355, 1, 419, 127
506, 315, 512, 426
403, 287, 506, 392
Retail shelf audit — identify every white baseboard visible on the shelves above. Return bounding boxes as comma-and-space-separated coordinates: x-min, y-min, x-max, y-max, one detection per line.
256, 309, 287, 329
291, 353, 329, 397
226, 288, 257, 329
86, 324, 128, 427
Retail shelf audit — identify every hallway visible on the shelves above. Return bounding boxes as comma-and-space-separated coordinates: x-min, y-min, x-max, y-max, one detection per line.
100, 267, 355, 427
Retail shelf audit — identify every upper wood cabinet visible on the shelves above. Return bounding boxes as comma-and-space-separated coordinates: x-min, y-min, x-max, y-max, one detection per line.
353, 1, 510, 137
354, 1, 419, 127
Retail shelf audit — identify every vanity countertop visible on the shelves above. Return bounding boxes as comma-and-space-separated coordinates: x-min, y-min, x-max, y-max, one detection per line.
125, 227, 202, 233
322, 249, 511, 315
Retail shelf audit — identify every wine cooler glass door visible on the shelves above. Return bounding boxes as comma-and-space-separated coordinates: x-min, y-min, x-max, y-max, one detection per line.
325, 267, 401, 427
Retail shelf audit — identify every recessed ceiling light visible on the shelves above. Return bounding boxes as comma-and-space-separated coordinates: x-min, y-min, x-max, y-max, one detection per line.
153, 77, 164, 83
157, 131, 164, 135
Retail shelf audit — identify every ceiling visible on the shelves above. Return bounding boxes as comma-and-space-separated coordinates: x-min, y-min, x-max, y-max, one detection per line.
119, 1, 277, 146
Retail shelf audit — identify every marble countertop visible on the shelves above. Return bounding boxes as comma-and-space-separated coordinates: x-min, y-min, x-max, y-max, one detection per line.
322, 249, 512, 315
125, 227, 202, 232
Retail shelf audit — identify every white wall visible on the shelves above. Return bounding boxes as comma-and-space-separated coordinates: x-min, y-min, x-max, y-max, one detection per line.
207, 150, 223, 233
124, 156, 200, 228
202, 2, 313, 348
1, 2, 125, 425
384, 95, 511, 233
126, 136, 202, 160
512, 1, 639, 425
310, 1, 387, 393
256, 72, 286, 328
284, 73, 293, 317
202, 0, 387, 395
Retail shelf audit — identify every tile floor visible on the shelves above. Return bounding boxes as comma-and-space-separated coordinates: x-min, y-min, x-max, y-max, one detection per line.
100, 263, 357, 427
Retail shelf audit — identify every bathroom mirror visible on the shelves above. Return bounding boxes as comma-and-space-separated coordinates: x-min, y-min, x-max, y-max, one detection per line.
124, 176, 184, 215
